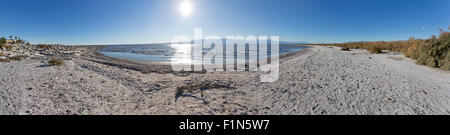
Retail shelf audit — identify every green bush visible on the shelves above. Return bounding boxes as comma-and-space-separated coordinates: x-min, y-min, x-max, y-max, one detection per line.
441, 53, 450, 70
0, 37, 6, 45
414, 30, 450, 70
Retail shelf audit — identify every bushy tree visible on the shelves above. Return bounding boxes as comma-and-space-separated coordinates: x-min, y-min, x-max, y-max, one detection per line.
0, 37, 6, 45
414, 28, 450, 70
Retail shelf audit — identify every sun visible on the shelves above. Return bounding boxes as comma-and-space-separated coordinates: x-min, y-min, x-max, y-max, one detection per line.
179, 0, 193, 17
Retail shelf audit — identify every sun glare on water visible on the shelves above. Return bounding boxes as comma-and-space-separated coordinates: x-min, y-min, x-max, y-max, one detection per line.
179, 0, 193, 17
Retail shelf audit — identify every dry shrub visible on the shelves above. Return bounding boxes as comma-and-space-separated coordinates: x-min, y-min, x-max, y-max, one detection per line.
10, 55, 28, 61
367, 46, 383, 54
340, 47, 350, 51
48, 58, 64, 66
1, 44, 12, 50
406, 37, 423, 59
326, 26, 450, 71
0, 58, 9, 62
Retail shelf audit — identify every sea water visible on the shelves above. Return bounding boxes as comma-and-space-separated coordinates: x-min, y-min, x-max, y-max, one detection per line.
99, 44, 307, 64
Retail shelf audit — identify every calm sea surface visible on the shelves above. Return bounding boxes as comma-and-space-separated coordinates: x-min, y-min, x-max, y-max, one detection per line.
99, 44, 308, 64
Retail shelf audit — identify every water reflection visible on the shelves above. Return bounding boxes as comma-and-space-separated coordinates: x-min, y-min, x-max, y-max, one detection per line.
99, 44, 307, 64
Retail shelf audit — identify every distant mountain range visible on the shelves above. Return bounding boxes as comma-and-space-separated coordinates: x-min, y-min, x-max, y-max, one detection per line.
279, 41, 312, 45
103, 40, 319, 46
169, 39, 313, 45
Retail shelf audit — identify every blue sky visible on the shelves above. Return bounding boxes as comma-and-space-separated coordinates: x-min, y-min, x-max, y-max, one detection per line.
0, 0, 449, 45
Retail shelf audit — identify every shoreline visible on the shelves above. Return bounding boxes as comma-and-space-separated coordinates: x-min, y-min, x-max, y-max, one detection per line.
1, 45, 450, 115
86, 45, 311, 74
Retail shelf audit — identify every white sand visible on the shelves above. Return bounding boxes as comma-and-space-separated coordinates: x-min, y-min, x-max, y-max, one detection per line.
1, 46, 449, 115
250, 46, 450, 114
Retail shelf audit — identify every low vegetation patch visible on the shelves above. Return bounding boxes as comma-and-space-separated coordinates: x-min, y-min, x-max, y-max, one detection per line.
0, 58, 10, 62
36, 44, 52, 49
10, 55, 28, 61
367, 46, 383, 54
48, 58, 64, 66
340, 47, 350, 51
36, 44, 62, 49
1, 44, 12, 50
328, 26, 450, 71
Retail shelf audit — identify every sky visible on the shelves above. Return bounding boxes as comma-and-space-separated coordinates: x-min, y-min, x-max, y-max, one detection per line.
0, 0, 449, 45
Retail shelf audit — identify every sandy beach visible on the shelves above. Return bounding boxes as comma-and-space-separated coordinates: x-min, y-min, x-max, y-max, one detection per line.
1, 46, 449, 115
